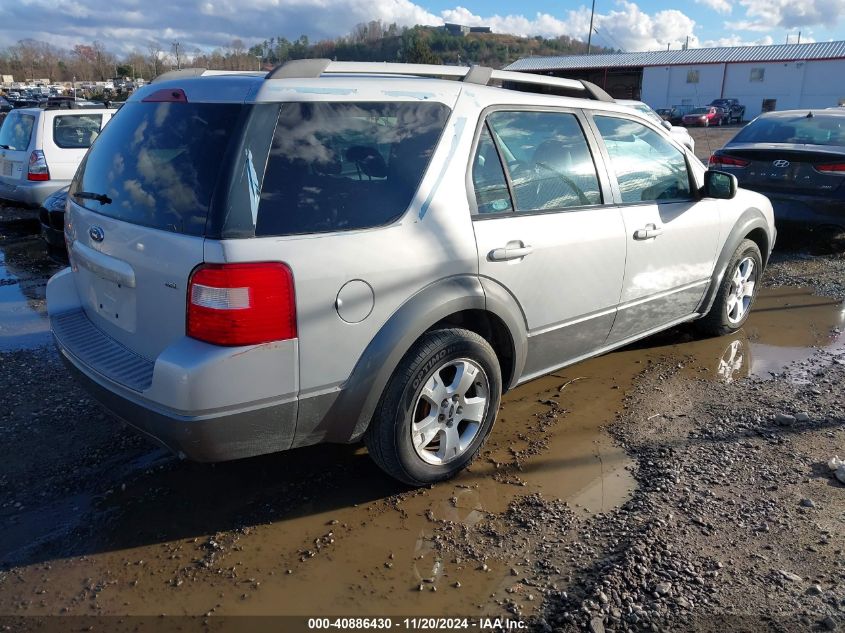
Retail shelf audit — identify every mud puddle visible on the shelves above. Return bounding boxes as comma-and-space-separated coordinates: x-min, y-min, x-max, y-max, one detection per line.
2, 286, 843, 620
0, 225, 63, 351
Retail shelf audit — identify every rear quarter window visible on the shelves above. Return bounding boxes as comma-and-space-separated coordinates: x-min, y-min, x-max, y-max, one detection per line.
0, 111, 35, 150
255, 101, 450, 236
53, 114, 103, 149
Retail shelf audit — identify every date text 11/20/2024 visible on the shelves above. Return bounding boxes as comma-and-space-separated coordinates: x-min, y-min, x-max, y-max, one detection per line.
307, 618, 527, 630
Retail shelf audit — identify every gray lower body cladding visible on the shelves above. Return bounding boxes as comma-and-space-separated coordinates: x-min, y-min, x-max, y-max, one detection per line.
57, 345, 299, 462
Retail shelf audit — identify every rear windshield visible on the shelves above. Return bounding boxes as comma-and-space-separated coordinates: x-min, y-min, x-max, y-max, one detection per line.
255, 101, 450, 236
0, 110, 35, 150
53, 114, 103, 149
732, 114, 845, 146
70, 102, 247, 236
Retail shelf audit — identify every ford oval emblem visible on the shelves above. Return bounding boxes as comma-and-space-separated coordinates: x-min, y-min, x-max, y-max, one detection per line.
89, 226, 105, 242
772, 159, 790, 168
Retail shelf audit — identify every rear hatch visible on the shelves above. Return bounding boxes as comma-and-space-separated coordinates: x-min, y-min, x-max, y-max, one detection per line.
713, 144, 845, 197
0, 109, 36, 186
66, 98, 253, 360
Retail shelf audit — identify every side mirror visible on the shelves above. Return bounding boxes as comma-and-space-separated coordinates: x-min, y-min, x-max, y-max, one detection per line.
662, 120, 672, 130
703, 170, 738, 199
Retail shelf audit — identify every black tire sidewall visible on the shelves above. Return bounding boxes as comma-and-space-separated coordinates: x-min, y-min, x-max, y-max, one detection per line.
389, 331, 501, 484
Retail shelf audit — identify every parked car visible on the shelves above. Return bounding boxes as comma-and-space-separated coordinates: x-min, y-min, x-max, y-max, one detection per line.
709, 98, 746, 124
48, 60, 775, 485
0, 96, 12, 114
655, 108, 673, 121
710, 109, 845, 245
39, 185, 69, 259
682, 106, 724, 127
666, 105, 693, 125
616, 99, 696, 153
0, 106, 115, 206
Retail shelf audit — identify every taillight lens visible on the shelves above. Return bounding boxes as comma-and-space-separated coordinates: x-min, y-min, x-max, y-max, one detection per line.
187, 263, 296, 346
815, 162, 845, 174
27, 150, 50, 181
709, 154, 750, 168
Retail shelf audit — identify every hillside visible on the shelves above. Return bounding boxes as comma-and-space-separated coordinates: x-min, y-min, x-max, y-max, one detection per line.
249, 25, 615, 70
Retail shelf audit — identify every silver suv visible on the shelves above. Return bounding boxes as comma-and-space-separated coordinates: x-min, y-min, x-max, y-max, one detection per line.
48, 60, 775, 485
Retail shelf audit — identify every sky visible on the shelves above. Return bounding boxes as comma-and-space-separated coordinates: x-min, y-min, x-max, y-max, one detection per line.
0, 0, 843, 56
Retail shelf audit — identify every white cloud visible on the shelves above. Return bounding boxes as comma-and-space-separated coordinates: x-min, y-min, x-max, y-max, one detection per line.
700, 34, 776, 46
728, 0, 844, 31
440, 1, 698, 51
695, 0, 733, 15
3, 0, 827, 58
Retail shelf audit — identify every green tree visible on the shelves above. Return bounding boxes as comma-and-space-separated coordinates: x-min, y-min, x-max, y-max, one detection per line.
400, 33, 439, 64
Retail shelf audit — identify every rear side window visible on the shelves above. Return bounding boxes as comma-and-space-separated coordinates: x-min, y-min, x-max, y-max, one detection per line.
486, 111, 602, 212
53, 114, 103, 149
594, 115, 692, 204
0, 111, 35, 150
70, 102, 247, 236
256, 101, 450, 236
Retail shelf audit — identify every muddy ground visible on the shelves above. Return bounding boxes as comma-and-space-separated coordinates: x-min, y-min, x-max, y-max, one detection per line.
0, 195, 843, 633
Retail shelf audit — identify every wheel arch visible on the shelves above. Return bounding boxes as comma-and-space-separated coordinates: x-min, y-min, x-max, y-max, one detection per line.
294, 275, 526, 446
697, 208, 771, 317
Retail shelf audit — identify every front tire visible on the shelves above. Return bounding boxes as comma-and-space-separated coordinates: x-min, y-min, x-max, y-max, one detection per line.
365, 328, 502, 486
697, 239, 762, 336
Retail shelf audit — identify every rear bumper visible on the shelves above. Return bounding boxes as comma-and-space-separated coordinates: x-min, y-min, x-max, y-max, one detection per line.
47, 268, 300, 462
0, 179, 68, 206
39, 209, 66, 249
58, 349, 298, 462
755, 191, 845, 231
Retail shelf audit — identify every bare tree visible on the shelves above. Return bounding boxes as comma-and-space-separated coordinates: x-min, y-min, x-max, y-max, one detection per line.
147, 41, 163, 78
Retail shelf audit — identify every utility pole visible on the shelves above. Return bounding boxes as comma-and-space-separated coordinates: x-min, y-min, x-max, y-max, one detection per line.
172, 41, 181, 70
255, 55, 262, 71
587, 0, 596, 54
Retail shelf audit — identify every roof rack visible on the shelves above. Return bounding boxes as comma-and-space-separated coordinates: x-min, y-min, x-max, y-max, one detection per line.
265, 59, 613, 102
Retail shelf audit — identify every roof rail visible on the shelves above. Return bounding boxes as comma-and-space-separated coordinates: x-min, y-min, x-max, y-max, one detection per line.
264, 59, 613, 102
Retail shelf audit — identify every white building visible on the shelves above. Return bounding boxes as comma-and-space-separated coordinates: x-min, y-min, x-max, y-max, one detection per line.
506, 41, 845, 118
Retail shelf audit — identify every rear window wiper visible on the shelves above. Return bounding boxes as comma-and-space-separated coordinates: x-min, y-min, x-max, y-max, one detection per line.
0, 144, 10, 149
73, 191, 112, 205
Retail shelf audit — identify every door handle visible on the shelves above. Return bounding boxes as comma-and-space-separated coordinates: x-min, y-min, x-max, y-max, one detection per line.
489, 243, 533, 261
633, 224, 664, 240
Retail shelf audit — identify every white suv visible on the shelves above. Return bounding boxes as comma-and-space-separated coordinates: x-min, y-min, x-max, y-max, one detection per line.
48, 61, 774, 485
0, 106, 115, 206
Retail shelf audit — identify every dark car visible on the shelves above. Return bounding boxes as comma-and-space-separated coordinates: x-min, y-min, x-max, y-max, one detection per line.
710, 109, 845, 246
0, 96, 12, 113
666, 105, 693, 125
38, 186, 69, 260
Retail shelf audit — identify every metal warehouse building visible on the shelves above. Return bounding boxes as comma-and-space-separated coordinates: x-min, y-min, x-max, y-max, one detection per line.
505, 41, 845, 118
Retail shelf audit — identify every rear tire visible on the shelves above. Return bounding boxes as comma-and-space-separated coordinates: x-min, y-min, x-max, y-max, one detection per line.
697, 239, 762, 336
365, 328, 502, 486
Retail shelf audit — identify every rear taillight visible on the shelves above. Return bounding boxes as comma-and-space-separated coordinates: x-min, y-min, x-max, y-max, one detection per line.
815, 162, 845, 174
27, 150, 49, 181
709, 154, 749, 168
187, 263, 296, 346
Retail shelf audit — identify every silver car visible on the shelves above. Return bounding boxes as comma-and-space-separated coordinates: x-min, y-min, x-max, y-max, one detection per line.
47, 60, 775, 485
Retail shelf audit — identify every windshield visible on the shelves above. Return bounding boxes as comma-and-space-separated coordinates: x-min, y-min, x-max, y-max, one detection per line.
70, 101, 248, 236
0, 110, 35, 150
689, 108, 709, 115
732, 114, 845, 146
